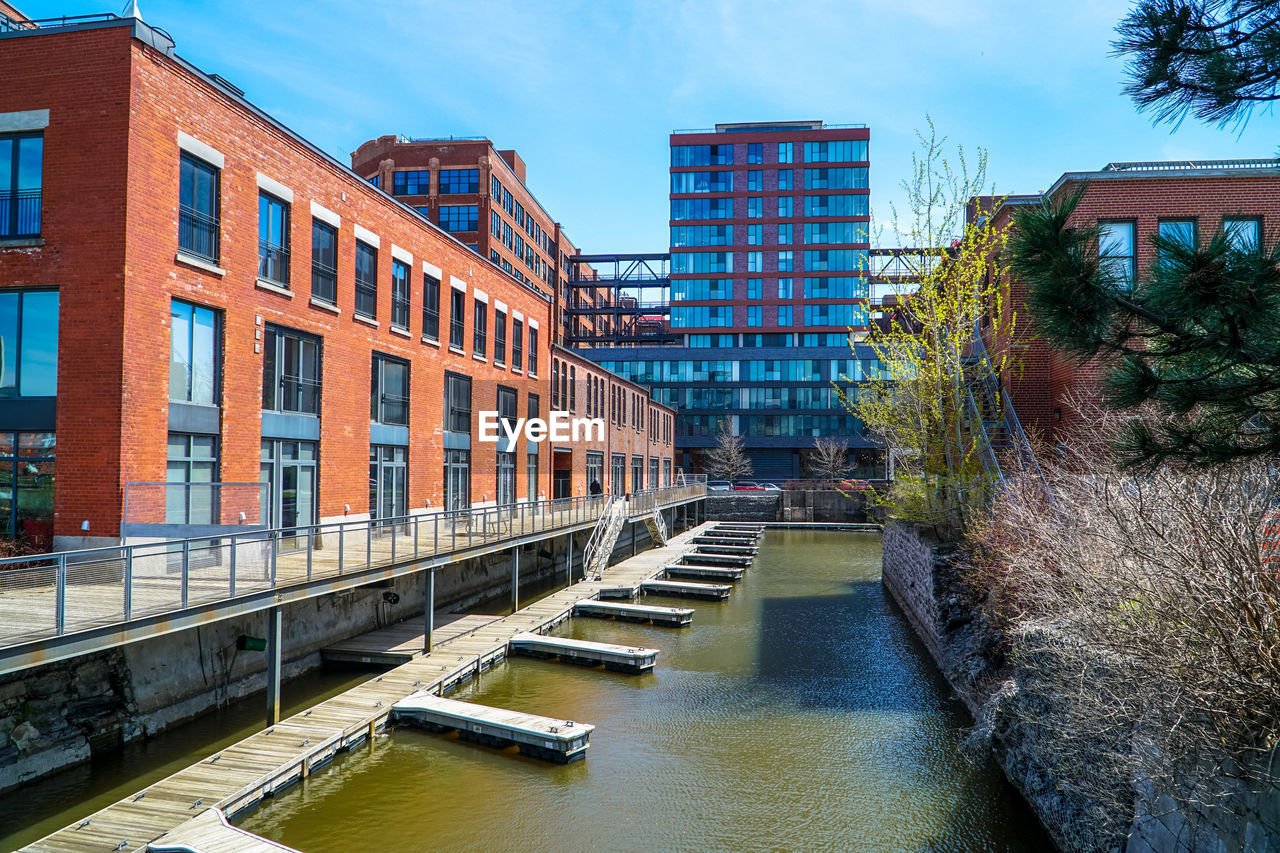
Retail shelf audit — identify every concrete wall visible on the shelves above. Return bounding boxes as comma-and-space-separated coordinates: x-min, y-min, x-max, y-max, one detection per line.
706, 491, 870, 523
705, 494, 780, 521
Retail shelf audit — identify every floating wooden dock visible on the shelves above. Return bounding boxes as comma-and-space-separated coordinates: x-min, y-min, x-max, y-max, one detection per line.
149, 807, 302, 853
509, 632, 658, 674
693, 543, 758, 556
642, 579, 733, 600
692, 534, 759, 546
665, 563, 745, 582
321, 613, 502, 665
392, 691, 594, 763
573, 599, 694, 627
682, 552, 752, 568
715, 522, 765, 530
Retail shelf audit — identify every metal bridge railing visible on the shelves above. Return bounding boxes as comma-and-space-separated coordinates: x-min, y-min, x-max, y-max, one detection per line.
0, 484, 705, 649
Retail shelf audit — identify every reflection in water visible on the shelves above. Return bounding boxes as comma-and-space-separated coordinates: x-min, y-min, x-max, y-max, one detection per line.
240, 530, 1050, 852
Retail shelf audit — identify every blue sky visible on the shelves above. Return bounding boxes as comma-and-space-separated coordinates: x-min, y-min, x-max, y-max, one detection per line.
23, 0, 1280, 250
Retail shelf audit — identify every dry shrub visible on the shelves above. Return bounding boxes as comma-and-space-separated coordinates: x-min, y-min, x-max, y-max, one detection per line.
970, 403, 1280, 833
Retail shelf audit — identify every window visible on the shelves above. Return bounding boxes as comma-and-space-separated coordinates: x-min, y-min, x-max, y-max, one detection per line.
354, 241, 378, 319
778, 169, 792, 191
671, 306, 734, 327
443, 448, 469, 511
370, 353, 409, 426
494, 308, 507, 366
805, 194, 869, 217
804, 167, 868, 189
439, 205, 478, 232
167, 433, 217, 525
804, 304, 862, 326
671, 224, 733, 246
778, 142, 793, 163
747, 170, 762, 191
671, 145, 733, 166
747, 224, 762, 245
178, 153, 220, 262
747, 305, 762, 327
804, 221, 864, 244
804, 140, 868, 162
0, 432, 55, 546
1224, 217, 1261, 252
444, 372, 471, 433
311, 220, 337, 305
747, 252, 763, 272
778, 250, 793, 272
473, 298, 487, 357
391, 259, 410, 331
497, 451, 516, 505
804, 249, 866, 271
491, 175, 502, 200
778, 278, 793, 299
439, 169, 479, 194
747, 197, 762, 218
1, 133, 42, 238
778, 305, 793, 326
747, 143, 763, 164
491, 210, 501, 237
0, 290, 58, 398
262, 325, 320, 415
804, 277, 867, 299
1098, 220, 1136, 288
569, 365, 577, 412
422, 273, 440, 341
1158, 218, 1197, 260
528, 325, 538, 376
392, 170, 430, 195
747, 279, 763, 299
671, 198, 734, 220
672, 252, 732, 274
512, 317, 523, 370
170, 300, 219, 405
449, 287, 466, 349
369, 445, 407, 521
778, 196, 792, 217
671, 171, 733, 193
631, 455, 644, 491
502, 187, 514, 215
527, 452, 538, 501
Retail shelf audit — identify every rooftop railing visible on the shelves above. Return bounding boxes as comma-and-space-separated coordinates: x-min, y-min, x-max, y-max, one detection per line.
1101, 158, 1280, 173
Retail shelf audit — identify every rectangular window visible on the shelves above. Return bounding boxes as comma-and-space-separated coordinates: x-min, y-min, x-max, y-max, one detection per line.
778, 278, 793, 299
169, 299, 218, 405
1098, 220, 1136, 288
778, 196, 792, 217
0, 290, 58, 398
502, 187, 514, 215
311, 219, 337, 305
167, 433, 218, 525
747, 143, 763, 164
671, 279, 733, 300
670, 198, 734, 220
449, 287, 466, 350
392, 170, 430, 195
778, 250, 793, 272
778, 305, 793, 326
439, 204, 479, 232
670, 144, 733, 166
804, 277, 867, 299
670, 224, 733, 246
422, 273, 440, 341
262, 325, 320, 415
805, 194, 870, 217
777, 223, 792, 244
1224, 216, 1261, 252
491, 210, 501, 237
390, 259, 410, 331
804, 140, 868, 162
370, 353, 409, 426
0, 133, 43, 238
804, 221, 863, 244
670, 171, 733, 193
491, 175, 502, 199
511, 317, 524, 370
369, 445, 407, 521
747, 170, 762, 191
778, 142, 793, 164
747, 197, 762, 219
178, 152, 220, 262
444, 371, 472, 434
747, 252, 762, 272
747, 278, 762, 299
747, 224, 762, 246
473, 298, 487, 357
528, 325, 538, 376
804, 249, 867, 272
354, 241, 378, 319
671, 252, 733, 274
777, 169, 792, 191
1158, 218, 1197, 260
747, 305, 762, 327
494, 309, 507, 366
439, 168, 479, 194
804, 167, 868, 189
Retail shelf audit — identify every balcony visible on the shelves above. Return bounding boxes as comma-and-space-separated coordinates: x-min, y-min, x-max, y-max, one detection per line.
0, 189, 41, 239
178, 205, 220, 263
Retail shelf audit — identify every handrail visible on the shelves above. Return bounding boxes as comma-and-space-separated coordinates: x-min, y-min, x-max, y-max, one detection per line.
969, 322, 1050, 493
964, 388, 1002, 480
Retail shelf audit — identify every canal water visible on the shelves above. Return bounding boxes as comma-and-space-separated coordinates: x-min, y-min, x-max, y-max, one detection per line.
239, 530, 1050, 852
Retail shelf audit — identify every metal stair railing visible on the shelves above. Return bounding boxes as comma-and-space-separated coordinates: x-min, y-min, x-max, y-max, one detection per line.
645, 507, 668, 546
582, 497, 628, 579
967, 322, 1051, 496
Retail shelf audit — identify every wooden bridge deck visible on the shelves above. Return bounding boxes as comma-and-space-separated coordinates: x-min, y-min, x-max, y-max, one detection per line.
18, 523, 711, 853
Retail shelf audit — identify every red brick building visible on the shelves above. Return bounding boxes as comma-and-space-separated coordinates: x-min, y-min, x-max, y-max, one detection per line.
0, 14, 673, 551
349, 136, 611, 348
986, 159, 1280, 447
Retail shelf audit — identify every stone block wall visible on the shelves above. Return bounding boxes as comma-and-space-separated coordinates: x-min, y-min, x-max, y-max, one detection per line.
705, 494, 780, 522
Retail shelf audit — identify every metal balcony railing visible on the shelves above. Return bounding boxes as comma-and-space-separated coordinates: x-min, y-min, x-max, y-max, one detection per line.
0, 189, 42, 238
178, 205, 220, 263
311, 261, 337, 305
0, 484, 706, 650
258, 240, 290, 285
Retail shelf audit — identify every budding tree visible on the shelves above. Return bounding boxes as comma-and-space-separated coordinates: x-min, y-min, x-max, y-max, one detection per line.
808, 436, 853, 482
704, 420, 753, 483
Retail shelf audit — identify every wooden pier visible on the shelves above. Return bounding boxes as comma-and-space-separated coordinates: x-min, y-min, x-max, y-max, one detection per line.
641, 579, 733, 600
693, 543, 758, 556
19, 521, 715, 853
682, 552, 752, 568
392, 691, 594, 763
320, 614, 501, 665
573, 599, 694, 627
665, 563, 745, 582
508, 632, 659, 674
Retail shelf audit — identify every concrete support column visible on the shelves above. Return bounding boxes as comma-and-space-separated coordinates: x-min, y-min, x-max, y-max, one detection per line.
266, 605, 282, 728
511, 547, 520, 612
631, 522, 638, 556
424, 570, 435, 653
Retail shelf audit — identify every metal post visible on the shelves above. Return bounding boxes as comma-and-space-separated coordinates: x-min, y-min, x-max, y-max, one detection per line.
229, 533, 237, 597
55, 554, 66, 634
631, 522, 638, 557
566, 533, 573, 586
266, 605, 282, 727
391, 519, 397, 564
270, 530, 279, 586
414, 516, 420, 560
434, 512, 439, 554
123, 548, 133, 620
338, 525, 345, 575
424, 570, 435, 653
306, 527, 313, 581
366, 521, 372, 568
511, 547, 520, 612
181, 540, 190, 608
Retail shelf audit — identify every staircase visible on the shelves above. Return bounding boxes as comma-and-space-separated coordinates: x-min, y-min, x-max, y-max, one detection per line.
644, 508, 668, 546
963, 323, 1047, 490
582, 497, 628, 580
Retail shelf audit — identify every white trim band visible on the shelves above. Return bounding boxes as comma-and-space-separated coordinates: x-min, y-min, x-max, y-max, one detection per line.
422, 261, 442, 279
177, 131, 225, 169
310, 201, 341, 228
391, 244, 413, 265
256, 172, 294, 203
513, 310, 525, 323
494, 300, 508, 314
353, 224, 380, 248
473, 289, 489, 304
528, 318, 540, 330
450, 276, 467, 292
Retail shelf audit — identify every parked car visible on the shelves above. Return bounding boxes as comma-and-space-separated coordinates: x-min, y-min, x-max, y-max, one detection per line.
707, 480, 732, 491
732, 481, 765, 491
756, 482, 782, 491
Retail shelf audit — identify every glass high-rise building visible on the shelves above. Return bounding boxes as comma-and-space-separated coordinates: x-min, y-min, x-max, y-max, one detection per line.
586, 121, 883, 482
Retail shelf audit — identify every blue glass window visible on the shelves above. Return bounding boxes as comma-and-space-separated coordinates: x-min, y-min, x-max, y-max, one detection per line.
0, 133, 42, 238
392, 171, 430, 195
439, 205, 478, 232
439, 169, 479, 194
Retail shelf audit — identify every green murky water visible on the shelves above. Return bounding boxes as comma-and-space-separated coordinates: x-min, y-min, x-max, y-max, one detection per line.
238, 530, 1050, 852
